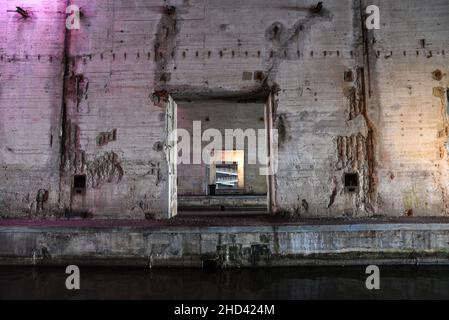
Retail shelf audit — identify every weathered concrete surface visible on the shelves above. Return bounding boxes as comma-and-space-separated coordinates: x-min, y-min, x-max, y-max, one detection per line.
366, 0, 449, 217
59, 0, 170, 219
2, 219, 449, 267
1, 0, 449, 219
0, 1, 67, 217
178, 195, 267, 211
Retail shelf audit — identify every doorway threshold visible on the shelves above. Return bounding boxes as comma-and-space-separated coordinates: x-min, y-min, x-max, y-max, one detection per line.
178, 194, 267, 213
177, 210, 268, 217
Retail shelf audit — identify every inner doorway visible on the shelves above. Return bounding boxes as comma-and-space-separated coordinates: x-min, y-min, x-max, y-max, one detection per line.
171, 95, 275, 215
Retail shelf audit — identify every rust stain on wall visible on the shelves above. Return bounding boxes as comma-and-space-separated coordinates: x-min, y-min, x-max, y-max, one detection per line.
62, 121, 86, 175
154, 6, 178, 91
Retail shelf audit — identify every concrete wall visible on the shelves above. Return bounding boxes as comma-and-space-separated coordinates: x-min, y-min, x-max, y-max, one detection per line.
365, 0, 449, 217
57, 0, 173, 219
3, 222, 449, 266
0, 1, 67, 217
177, 101, 266, 195
1, 0, 449, 218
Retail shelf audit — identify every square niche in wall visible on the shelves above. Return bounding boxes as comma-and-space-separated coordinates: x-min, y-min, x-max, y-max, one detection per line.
344, 173, 358, 193
73, 174, 86, 195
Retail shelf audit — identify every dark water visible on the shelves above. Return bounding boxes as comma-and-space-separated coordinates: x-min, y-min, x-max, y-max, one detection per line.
1, 266, 449, 300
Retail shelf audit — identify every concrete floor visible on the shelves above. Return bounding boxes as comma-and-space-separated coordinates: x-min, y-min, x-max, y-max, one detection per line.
2, 215, 449, 228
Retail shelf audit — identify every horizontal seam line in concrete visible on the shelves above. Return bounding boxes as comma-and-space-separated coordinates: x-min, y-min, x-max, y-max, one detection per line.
1, 223, 449, 233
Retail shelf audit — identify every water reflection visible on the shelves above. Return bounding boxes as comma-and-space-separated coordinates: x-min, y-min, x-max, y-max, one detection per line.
0, 266, 448, 299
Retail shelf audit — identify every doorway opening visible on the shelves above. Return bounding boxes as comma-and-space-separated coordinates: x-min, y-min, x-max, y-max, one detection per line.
164, 93, 276, 217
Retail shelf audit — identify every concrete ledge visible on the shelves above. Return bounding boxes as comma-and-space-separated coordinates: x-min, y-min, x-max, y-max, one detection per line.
1, 221, 449, 267
178, 195, 267, 211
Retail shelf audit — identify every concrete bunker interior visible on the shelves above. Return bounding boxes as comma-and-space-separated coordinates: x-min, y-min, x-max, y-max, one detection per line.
1, 0, 449, 222
3, 0, 449, 273
174, 96, 273, 214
